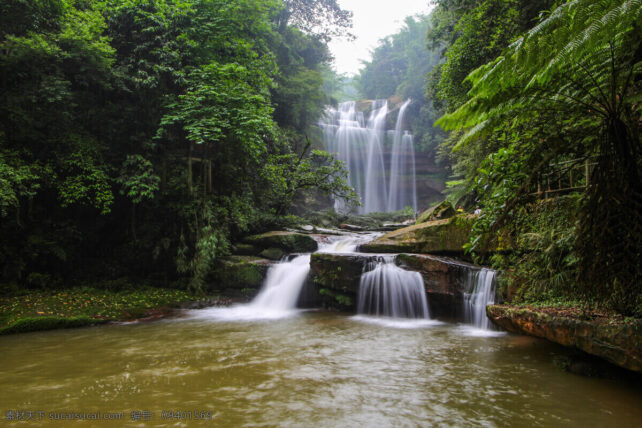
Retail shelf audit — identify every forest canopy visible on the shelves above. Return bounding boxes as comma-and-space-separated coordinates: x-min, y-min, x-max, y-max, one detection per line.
429, 0, 641, 314
0, 0, 355, 291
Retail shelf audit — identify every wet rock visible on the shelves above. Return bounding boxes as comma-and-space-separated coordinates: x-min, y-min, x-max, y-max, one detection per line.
359, 215, 474, 256
243, 231, 318, 253
340, 223, 365, 231
309, 253, 377, 311
207, 255, 272, 297
309, 252, 479, 317
487, 305, 642, 372
259, 247, 285, 260
416, 200, 456, 224
232, 243, 260, 256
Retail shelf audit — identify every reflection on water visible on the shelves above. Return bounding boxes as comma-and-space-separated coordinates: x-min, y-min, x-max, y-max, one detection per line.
1, 312, 641, 427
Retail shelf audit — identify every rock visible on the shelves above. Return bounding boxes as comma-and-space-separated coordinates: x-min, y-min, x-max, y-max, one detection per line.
243, 231, 318, 253
259, 247, 285, 260
340, 223, 365, 231
395, 253, 478, 318
309, 252, 480, 317
207, 256, 272, 298
359, 215, 474, 256
416, 200, 456, 224
232, 243, 260, 256
487, 305, 642, 372
309, 253, 376, 311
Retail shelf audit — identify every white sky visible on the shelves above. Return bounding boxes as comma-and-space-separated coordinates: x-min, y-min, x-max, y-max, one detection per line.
329, 0, 434, 75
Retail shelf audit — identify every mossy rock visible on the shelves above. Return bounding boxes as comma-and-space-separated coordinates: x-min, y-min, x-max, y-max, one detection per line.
416, 200, 456, 224
259, 247, 285, 260
487, 305, 642, 372
233, 243, 261, 256
318, 288, 354, 312
360, 215, 474, 255
207, 257, 272, 293
0, 316, 107, 335
243, 231, 318, 253
309, 253, 378, 311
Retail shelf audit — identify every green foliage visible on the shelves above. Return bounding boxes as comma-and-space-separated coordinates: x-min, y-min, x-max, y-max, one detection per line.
489, 197, 581, 305
117, 155, 160, 204
0, 0, 354, 292
435, 0, 642, 314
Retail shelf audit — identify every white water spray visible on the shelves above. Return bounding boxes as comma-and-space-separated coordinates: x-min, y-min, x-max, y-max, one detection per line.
192, 234, 370, 321
463, 268, 497, 330
387, 100, 417, 212
321, 100, 417, 214
357, 257, 430, 319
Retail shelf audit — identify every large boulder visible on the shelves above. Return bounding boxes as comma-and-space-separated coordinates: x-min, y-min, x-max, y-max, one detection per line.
359, 215, 474, 256
416, 200, 456, 224
487, 305, 642, 372
309, 253, 379, 311
207, 256, 272, 298
243, 231, 318, 253
395, 254, 476, 318
309, 252, 480, 317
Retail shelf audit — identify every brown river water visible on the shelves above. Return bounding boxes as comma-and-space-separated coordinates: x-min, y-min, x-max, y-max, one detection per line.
1, 311, 641, 427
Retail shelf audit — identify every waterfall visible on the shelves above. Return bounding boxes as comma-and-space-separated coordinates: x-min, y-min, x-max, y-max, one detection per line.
363, 100, 388, 213
357, 257, 430, 319
191, 235, 366, 321
387, 100, 417, 212
250, 255, 311, 312
320, 99, 417, 214
463, 268, 497, 330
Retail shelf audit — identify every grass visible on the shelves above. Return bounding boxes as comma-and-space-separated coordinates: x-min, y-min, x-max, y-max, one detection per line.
0, 287, 205, 335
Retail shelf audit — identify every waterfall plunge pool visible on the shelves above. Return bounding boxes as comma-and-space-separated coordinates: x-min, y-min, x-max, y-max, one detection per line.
2, 312, 641, 427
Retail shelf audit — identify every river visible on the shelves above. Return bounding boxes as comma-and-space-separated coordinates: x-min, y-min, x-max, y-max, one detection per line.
1, 311, 641, 427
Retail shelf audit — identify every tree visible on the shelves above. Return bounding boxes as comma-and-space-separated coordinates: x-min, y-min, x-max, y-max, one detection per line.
437, 0, 642, 313
275, 0, 353, 42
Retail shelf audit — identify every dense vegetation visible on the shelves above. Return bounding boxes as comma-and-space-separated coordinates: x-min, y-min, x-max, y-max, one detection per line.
429, 0, 641, 315
1, 0, 639, 319
0, 0, 355, 293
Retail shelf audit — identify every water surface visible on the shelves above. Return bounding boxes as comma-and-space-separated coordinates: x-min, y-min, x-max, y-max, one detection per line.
1, 312, 640, 427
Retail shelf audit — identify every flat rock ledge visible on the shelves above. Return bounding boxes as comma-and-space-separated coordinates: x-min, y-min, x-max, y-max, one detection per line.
487, 305, 642, 372
359, 215, 474, 256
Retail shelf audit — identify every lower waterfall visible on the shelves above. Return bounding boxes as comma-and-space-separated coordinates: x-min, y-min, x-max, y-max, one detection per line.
357, 257, 430, 319
463, 268, 497, 330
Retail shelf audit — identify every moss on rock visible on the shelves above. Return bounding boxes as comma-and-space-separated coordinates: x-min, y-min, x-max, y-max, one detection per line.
487, 305, 642, 372
207, 256, 272, 295
259, 247, 285, 260
0, 316, 107, 335
360, 215, 474, 255
243, 231, 318, 253
416, 200, 456, 224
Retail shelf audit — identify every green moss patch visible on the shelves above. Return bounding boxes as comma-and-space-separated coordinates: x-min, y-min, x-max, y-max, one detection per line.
0, 287, 203, 335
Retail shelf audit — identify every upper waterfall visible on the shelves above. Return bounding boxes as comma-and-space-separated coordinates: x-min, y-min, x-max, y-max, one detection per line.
320, 99, 418, 214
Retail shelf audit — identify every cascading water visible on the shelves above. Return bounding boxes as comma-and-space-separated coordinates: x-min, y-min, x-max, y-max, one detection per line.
249, 255, 312, 313
192, 234, 371, 321
463, 268, 497, 330
363, 100, 389, 213
357, 257, 430, 319
321, 99, 417, 214
386, 100, 417, 212
321, 102, 368, 213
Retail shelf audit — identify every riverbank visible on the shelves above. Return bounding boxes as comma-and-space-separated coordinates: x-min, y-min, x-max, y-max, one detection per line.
487, 305, 642, 372
0, 287, 216, 335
